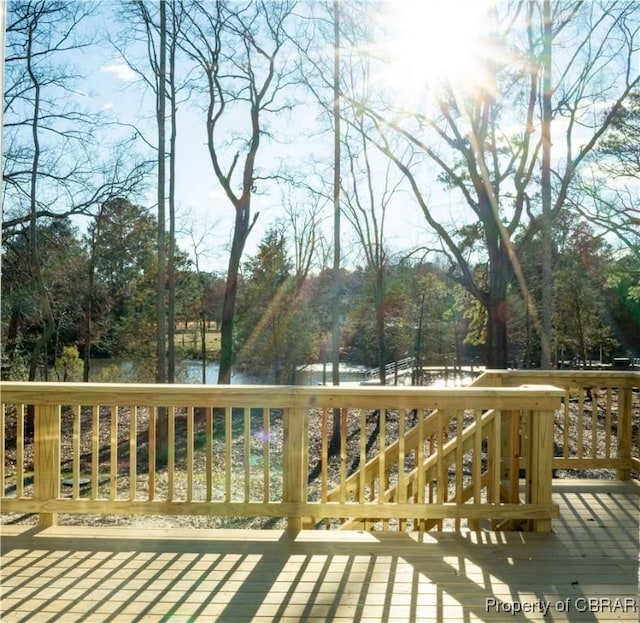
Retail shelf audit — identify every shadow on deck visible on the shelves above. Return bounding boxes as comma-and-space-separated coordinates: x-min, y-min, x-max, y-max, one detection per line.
1, 480, 638, 623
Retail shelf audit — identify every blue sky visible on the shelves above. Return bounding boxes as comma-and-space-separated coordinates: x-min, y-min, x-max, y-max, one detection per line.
67, 3, 433, 273
5, 1, 637, 272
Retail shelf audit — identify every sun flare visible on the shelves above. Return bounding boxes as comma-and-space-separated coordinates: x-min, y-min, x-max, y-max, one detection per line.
372, 0, 499, 105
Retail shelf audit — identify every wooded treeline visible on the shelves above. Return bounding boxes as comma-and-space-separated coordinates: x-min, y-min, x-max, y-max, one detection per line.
2, 1, 639, 384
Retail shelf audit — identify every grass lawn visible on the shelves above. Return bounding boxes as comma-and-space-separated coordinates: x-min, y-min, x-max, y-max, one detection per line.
174, 324, 221, 358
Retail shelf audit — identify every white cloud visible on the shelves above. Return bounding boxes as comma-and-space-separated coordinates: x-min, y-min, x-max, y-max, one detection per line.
100, 62, 137, 83
207, 187, 227, 201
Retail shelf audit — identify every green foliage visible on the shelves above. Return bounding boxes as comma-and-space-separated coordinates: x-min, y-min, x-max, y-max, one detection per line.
604, 253, 640, 355
552, 221, 619, 363
236, 228, 320, 384
1, 218, 87, 379
53, 346, 83, 382
88, 198, 158, 358
0, 350, 29, 381
93, 364, 126, 383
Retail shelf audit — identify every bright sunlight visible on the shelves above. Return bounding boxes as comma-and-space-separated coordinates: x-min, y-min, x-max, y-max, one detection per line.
372, 0, 500, 104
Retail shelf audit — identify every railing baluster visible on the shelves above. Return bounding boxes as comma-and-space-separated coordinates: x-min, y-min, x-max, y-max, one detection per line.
339, 408, 347, 505
16, 404, 24, 499
436, 410, 445, 506
110, 405, 117, 500
73, 405, 81, 500
605, 388, 612, 459
617, 387, 633, 480
321, 408, 329, 529
187, 406, 194, 503
378, 408, 385, 507
225, 407, 232, 503
244, 407, 250, 503
206, 406, 213, 502
592, 388, 599, 460
398, 409, 406, 531
148, 406, 156, 501
416, 408, 425, 532
359, 409, 366, 505
453, 411, 462, 532
91, 405, 99, 500
168, 407, 175, 501
492, 411, 501, 505
577, 390, 584, 459
129, 406, 137, 501
470, 410, 482, 531
262, 408, 269, 503
563, 389, 570, 460
0, 404, 5, 497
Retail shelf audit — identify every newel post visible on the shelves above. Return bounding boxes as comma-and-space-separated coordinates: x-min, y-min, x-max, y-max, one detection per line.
283, 394, 306, 532
617, 387, 633, 481
526, 407, 554, 532
34, 404, 61, 528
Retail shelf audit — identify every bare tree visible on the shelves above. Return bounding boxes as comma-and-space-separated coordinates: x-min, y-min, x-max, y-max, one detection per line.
178, 0, 297, 383
187, 223, 218, 384
282, 193, 323, 290
3, 1, 149, 381
343, 0, 640, 368
341, 90, 406, 383
331, 0, 342, 389
111, 1, 191, 383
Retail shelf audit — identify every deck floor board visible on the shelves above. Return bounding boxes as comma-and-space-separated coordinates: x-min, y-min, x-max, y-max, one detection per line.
1, 480, 638, 622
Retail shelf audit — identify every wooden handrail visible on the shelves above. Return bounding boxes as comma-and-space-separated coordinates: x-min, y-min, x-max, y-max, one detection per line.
0, 381, 570, 533
326, 369, 639, 530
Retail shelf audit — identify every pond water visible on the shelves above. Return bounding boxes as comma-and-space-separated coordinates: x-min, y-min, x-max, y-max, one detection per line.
183, 361, 368, 385
88, 359, 473, 386
88, 359, 368, 385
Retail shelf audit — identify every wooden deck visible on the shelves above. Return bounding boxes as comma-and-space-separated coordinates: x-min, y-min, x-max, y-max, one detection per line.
1, 480, 637, 622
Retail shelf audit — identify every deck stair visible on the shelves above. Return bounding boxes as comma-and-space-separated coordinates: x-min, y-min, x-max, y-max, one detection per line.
326, 372, 521, 531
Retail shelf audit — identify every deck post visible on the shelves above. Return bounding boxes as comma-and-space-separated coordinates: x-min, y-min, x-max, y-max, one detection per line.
617, 387, 633, 480
526, 408, 554, 532
283, 398, 306, 532
500, 410, 521, 503
34, 404, 60, 528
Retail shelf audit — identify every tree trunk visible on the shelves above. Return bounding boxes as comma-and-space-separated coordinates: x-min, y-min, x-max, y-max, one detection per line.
486, 244, 511, 369
218, 209, 249, 384
26, 21, 55, 383
156, 0, 167, 384
486, 300, 509, 369
540, 0, 553, 369
329, 0, 342, 452
375, 266, 386, 384
167, 0, 178, 383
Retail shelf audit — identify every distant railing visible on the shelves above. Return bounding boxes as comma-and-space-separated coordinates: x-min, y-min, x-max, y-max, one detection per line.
0, 382, 562, 532
476, 370, 640, 478
364, 357, 415, 383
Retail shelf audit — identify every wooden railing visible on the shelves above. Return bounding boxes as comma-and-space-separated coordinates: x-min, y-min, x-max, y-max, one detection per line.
0, 382, 562, 532
477, 370, 639, 478
334, 370, 638, 531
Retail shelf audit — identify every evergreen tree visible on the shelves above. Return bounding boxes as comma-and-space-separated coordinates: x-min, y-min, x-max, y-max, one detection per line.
236, 228, 319, 384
